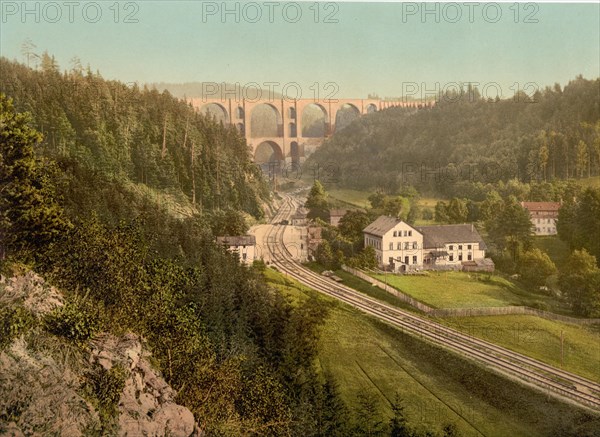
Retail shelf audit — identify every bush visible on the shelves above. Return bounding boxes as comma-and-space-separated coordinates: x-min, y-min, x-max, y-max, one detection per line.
44, 294, 102, 343
0, 306, 34, 350
519, 248, 557, 288
83, 363, 128, 426
530, 301, 551, 311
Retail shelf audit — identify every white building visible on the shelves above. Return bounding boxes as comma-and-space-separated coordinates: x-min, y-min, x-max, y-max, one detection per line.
415, 224, 488, 269
216, 235, 256, 264
363, 216, 492, 272
520, 202, 560, 236
363, 216, 424, 272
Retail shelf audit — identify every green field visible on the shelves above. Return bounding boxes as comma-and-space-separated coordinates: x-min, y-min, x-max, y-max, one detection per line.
304, 262, 422, 312
438, 315, 600, 383
327, 188, 372, 208
371, 271, 555, 310
418, 197, 445, 208
264, 268, 600, 436
577, 176, 600, 188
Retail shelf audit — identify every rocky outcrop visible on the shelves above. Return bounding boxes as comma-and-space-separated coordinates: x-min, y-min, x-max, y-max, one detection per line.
90, 333, 197, 437
0, 336, 100, 435
0, 271, 198, 436
0, 271, 64, 316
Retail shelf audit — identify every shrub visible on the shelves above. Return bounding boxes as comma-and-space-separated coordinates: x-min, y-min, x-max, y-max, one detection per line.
0, 306, 34, 350
44, 294, 102, 343
519, 248, 557, 288
83, 363, 128, 426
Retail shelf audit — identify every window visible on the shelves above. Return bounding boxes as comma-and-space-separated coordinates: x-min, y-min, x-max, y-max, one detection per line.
243, 253, 247, 260
389, 242, 393, 250
408, 230, 412, 236
413, 255, 417, 264
397, 242, 402, 250
404, 256, 409, 264
449, 255, 454, 261
389, 257, 394, 265
458, 245, 463, 250
404, 230, 408, 236
458, 254, 463, 261
467, 244, 472, 250
467, 254, 472, 261
413, 242, 418, 249
449, 245, 453, 250
393, 231, 397, 237
404, 242, 409, 249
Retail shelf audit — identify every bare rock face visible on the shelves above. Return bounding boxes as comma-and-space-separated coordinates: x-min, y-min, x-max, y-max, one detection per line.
90, 333, 197, 437
0, 271, 64, 316
0, 337, 100, 435
0, 271, 198, 437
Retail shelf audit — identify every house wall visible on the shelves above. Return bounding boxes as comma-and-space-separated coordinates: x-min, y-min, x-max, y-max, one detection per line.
227, 245, 255, 264
365, 222, 423, 271
330, 216, 343, 227
424, 242, 485, 267
531, 217, 557, 235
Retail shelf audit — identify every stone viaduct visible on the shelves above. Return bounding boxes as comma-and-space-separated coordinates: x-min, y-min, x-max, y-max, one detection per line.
188, 97, 424, 165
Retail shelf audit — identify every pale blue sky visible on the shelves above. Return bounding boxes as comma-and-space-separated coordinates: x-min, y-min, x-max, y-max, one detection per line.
1, 1, 598, 98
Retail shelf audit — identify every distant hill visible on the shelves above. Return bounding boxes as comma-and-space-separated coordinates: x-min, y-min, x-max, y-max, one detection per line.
148, 81, 283, 100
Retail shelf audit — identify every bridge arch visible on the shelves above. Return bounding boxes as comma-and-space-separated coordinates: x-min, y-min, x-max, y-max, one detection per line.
254, 140, 283, 164
366, 103, 378, 114
200, 103, 229, 124
301, 103, 328, 138
250, 103, 282, 138
335, 103, 360, 132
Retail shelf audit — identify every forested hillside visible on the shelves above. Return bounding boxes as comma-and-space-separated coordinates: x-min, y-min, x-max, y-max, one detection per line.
308, 78, 600, 195
0, 56, 269, 228
0, 59, 344, 435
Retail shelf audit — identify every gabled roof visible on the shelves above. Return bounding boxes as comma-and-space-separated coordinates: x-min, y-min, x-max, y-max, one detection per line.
415, 224, 486, 250
520, 202, 561, 212
363, 216, 420, 237
216, 235, 256, 246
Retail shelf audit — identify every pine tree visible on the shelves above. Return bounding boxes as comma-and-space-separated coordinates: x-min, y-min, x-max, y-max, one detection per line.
389, 393, 411, 437
0, 94, 70, 259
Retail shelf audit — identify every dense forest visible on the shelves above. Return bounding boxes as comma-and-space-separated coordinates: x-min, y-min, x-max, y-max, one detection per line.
0, 58, 338, 435
307, 78, 600, 195
0, 56, 269, 229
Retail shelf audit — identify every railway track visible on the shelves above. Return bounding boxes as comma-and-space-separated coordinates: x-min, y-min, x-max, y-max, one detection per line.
257, 195, 600, 412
